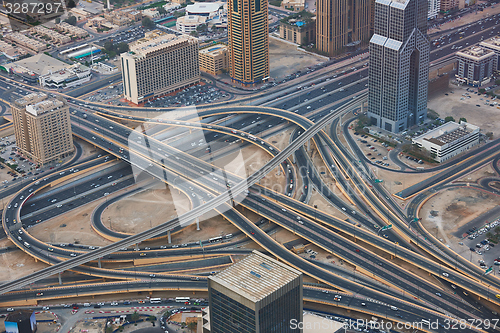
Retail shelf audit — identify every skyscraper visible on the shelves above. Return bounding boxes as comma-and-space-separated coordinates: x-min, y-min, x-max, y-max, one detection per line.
208, 250, 303, 333
228, 0, 270, 85
368, 0, 430, 133
316, 0, 371, 56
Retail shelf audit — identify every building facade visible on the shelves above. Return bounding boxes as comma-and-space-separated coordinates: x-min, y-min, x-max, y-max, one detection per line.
440, 0, 458, 12
199, 45, 229, 75
412, 121, 479, 162
208, 250, 303, 333
120, 30, 200, 105
12, 93, 73, 165
480, 36, 500, 72
428, 0, 440, 19
316, 0, 371, 56
455, 46, 495, 87
176, 15, 207, 33
279, 14, 316, 45
368, 0, 430, 133
228, 0, 270, 85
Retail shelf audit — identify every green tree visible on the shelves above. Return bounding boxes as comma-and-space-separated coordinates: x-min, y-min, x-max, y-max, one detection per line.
67, 0, 76, 8
187, 321, 197, 333
190, 31, 198, 37
116, 42, 129, 54
495, 79, 500, 85
486, 232, 494, 240
104, 41, 114, 52
444, 116, 455, 123
173, 10, 185, 18
131, 311, 140, 321
158, 6, 167, 15
485, 132, 493, 140
459, 117, 467, 123
142, 17, 155, 29
495, 226, 500, 234
479, 88, 486, 94
64, 15, 77, 25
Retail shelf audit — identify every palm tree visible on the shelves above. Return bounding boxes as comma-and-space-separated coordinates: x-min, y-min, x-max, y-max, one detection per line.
486, 232, 493, 240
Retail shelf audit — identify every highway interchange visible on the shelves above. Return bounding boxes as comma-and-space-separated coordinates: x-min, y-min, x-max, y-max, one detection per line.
0, 14, 500, 333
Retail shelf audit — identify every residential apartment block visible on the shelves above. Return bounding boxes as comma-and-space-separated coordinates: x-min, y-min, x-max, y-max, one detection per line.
316, 0, 371, 56
368, 0, 430, 133
12, 93, 73, 165
5, 33, 47, 52
455, 46, 495, 87
199, 45, 229, 75
121, 30, 200, 104
208, 251, 303, 333
480, 36, 500, 72
55, 22, 89, 38
279, 12, 316, 45
228, 0, 270, 85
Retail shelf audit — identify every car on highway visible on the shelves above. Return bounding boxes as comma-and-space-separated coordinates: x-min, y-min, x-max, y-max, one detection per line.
111, 302, 119, 306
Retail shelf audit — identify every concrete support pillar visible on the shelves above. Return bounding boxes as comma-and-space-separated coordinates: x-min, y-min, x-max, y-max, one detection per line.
361, 103, 365, 114
293, 153, 296, 164
98, 258, 101, 268
135, 243, 139, 251
196, 218, 200, 231
168, 230, 171, 244
307, 139, 311, 151
58, 273, 62, 285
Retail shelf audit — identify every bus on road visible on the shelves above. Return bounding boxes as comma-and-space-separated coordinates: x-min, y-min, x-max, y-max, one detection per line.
175, 297, 190, 303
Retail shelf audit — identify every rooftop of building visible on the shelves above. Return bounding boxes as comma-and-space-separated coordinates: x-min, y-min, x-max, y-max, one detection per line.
199, 44, 227, 55
413, 121, 479, 147
177, 15, 207, 24
280, 10, 315, 26
186, 2, 223, 14
457, 45, 495, 60
480, 35, 500, 50
209, 250, 302, 302
14, 92, 48, 107
5, 309, 34, 322
40, 64, 90, 82
26, 98, 65, 117
13, 53, 69, 76
126, 30, 196, 58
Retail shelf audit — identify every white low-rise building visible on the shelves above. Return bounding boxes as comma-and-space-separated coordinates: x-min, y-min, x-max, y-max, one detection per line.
176, 15, 207, 33
412, 121, 480, 162
39, 64, 91, 89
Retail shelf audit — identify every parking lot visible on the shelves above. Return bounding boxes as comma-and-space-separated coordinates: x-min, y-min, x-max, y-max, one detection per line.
95, 26, 147, 48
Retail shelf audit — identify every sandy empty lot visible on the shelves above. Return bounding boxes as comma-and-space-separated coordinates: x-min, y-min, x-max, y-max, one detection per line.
269, 37, 327, 80
427, 82, 500, 136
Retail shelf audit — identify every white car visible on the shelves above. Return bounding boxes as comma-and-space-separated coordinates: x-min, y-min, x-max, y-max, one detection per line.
111, 302, 118, 306
42, 306, 50, 310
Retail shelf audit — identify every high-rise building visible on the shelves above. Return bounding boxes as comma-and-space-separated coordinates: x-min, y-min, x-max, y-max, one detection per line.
455, 46, 495, 87
208, 250, 303, 333
368, 0, 430, 133
316, 0, 371, 56
428, 0, 440, 19
121, 30, 200, 105
228, 0, 270, 85
12, 93, 73, 165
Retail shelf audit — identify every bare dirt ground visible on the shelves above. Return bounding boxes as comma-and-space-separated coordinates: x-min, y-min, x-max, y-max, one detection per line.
101, 186, 190, 235
427, 82, 500, 137
420, 187, 500, 261
0, 245, 48, 281
269, 37, 327, 80
457, 163, 498, 183
372, 166, 441, 197
69, 318, 106, 333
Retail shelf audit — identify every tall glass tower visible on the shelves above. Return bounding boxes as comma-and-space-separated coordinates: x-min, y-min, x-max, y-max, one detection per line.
368, 0, 430, 133
228, 0, 270, 86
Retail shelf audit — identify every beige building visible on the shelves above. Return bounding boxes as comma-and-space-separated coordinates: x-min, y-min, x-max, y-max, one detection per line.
199, 44, 229, 75
176, 15, 207, 33
456, 46, 495, 87
121, 30, 200, 105
55, 22, 89, 38
0, 40, 27, 59
316, 0, 371, 56
31, 26, 71, 44
5, 32, 47, 52
440, 0, 459, 12
12, 93, 73, 166
279, 14, 316, 45
480, 36, 500, 72
281, 0, 305, 11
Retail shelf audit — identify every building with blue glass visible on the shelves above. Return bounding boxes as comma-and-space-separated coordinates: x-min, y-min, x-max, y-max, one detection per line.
208, 250, 303, 333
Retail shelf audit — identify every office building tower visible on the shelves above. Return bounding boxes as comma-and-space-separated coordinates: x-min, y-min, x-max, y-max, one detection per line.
199, 45, 230, 75
208, 250, 303, 333
316, 0, 371, 56
228, 0, 270, 85
121, 30, 200, 105
368, 0, 430, 133
12, 93, 73, 165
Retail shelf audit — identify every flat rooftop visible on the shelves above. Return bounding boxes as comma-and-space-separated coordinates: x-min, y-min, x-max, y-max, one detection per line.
127, 30, 196, 58
457, 46, 495, 60
413, 121, 479, 147
26, 99, 65, 116
209, 250, 302, 302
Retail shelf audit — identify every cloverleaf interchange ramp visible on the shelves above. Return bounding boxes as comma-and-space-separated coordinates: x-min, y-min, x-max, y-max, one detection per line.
0, 93, 366, 295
